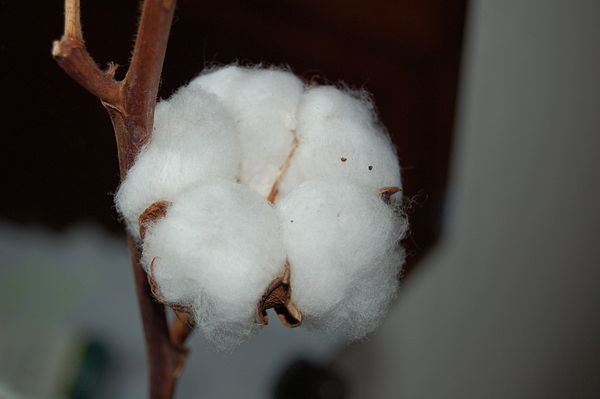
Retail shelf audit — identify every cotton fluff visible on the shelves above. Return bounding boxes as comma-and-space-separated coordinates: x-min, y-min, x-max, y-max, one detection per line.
115, 85, 240, 239
277, 178, 408, 340
142, 179, 286, 349
114, 65, 407, 347
189, 65, 303, 197
278, 85, 401, 200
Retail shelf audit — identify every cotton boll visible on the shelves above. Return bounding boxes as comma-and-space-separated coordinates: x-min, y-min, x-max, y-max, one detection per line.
115, 85, 240, 239
277, 178, 408, 340
279, 86, 401, 200
190, 65, 303, 196
142, 179, 287, 349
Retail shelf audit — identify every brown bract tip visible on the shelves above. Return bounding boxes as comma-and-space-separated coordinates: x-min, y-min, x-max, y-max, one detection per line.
256, 262, 302, 328
139, 200, 172, 240
379, 186, 402, 203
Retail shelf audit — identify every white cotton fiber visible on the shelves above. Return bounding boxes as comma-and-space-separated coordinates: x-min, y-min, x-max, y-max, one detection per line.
113, 64, 407, 348
142, 179, 286, 349
115, 85, 240, 239
189, 65, 303, 197
277, 178, 408, 340
278, 85, 401, 200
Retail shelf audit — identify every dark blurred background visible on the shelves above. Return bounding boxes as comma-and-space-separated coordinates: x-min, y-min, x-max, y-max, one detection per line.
2, 1, 600, 399
0, 0, 467, 269
0, 1, 467, 397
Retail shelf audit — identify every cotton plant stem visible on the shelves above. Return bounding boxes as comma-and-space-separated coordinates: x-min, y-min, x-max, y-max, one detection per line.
120, 0, 178, 173
63, 0, 83, 41
128, 236, 182, 398
52, 1, 188, 398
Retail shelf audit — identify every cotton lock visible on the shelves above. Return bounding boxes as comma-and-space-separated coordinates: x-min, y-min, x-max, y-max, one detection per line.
142, 179, 286, 349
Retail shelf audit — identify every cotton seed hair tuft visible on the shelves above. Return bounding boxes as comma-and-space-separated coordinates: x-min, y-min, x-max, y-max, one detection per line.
115, 85, 240, 240
142, 179, 286, 349
115, 65, 409, 349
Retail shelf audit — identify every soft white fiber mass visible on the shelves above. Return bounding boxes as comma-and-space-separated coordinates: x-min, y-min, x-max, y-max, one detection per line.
277, 178, 408, 340
115, 64, 408, 347
141, 179, 286, 349
278, 85, 401, 199
115, 85, 240, 239
190, 65, 303, 196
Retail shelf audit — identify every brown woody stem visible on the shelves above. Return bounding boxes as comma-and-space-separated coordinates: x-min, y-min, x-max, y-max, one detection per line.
121, 0, 178, 170
51, 38, 122, 105
53, 1, 184, 398
64, 0, 83, 41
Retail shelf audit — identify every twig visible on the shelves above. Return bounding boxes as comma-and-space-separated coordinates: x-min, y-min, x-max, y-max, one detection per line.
52, 0, 121, 105
52, 1, 188, 398
64, 0, 83, 41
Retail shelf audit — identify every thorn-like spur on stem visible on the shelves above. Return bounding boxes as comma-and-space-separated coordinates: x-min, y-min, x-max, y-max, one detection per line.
379, 186, 402, 203
52, 38, 123, 106
256, 262, 302, 328
52, 0, 122, 106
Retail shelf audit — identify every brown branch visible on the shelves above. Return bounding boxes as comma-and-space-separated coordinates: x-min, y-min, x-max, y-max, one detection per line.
53, 1, 183, 398
120, 0, 177, 171
128, 237, 181, 398
52, 0, 121, 105
64, 0, 83, 41
52, 38, 122, 105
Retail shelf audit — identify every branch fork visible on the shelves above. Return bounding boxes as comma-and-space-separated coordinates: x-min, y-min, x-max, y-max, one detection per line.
53, 0, 180, 397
